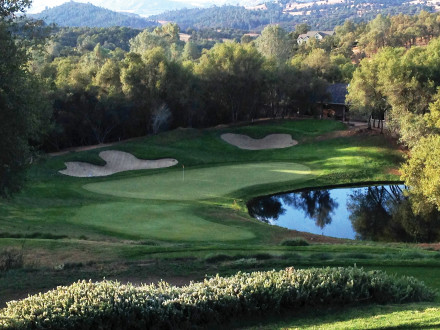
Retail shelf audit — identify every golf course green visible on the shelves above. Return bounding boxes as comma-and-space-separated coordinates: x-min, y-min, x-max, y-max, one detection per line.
3, 119, 440, 329
84, 162, 312, 200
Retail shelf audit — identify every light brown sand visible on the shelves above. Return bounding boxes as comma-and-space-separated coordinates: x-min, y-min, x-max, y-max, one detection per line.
221, 133, 298, 150
59, 150, 178, 177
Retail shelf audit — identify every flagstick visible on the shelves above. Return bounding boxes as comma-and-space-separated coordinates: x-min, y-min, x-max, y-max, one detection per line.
182, 164, 185, 182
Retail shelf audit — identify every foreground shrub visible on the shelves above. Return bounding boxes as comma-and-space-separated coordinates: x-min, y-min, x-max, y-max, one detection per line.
0, 267, 435, 329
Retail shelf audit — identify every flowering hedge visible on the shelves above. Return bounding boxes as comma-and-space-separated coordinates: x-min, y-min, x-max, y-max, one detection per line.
0, 267, 435, 329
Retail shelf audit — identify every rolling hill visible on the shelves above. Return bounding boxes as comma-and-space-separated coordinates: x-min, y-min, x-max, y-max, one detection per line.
29, 0, 197, 17
30, 2, 158, 28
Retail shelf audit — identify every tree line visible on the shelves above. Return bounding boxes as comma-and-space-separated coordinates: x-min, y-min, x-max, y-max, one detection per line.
34, 22, 359, 151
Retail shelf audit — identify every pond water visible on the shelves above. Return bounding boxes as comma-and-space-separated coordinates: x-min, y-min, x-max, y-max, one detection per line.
247, 184, 440, 242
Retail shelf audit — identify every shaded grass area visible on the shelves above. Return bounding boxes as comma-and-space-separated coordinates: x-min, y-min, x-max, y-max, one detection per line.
235, 303, 440, 329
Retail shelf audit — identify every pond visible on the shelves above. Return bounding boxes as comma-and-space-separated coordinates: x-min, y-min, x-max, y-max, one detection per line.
247, 184, 440, 242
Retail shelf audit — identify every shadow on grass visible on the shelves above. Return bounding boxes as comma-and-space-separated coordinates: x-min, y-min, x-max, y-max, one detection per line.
228, 302, 440, 329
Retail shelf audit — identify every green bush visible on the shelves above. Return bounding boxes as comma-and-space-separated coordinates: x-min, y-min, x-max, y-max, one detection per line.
280, 237, 310, 246
0, 267, 435, 329
0, 248, 23, 271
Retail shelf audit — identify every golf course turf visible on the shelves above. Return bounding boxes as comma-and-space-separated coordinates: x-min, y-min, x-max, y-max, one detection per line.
3, 118, 440, 329
84, 162, 312, 200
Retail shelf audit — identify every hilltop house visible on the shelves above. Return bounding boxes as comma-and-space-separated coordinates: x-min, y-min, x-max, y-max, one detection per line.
297, 31, 335, 44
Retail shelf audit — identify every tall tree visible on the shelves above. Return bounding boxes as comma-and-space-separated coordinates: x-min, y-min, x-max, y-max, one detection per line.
0, 1, 51, 195
0, 0, 31, 18
256, 25, 293, 64
359, 14, 391, 54
129, 23, 182, 58
401, 93, 440, 213
196, 42, 264, 123
346, 49, 396, 129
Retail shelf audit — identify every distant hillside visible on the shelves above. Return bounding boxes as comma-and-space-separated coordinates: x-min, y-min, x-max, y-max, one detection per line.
149, 5, 291, 31
31, 2, 158, 28
150, 0, 433, 31
30, 0, 196, 17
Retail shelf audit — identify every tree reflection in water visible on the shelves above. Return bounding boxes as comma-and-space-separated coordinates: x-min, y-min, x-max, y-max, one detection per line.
348, 185, 440, 242
247, 196, 285, 223
282, 190, 338, 229
247, 185, 440, 242
247, 189, 338, 228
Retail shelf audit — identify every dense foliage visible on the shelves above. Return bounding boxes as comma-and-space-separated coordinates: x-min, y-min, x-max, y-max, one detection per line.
0, 267, 434, 329
30, 2, 157, 29
347, 29, 440, 212
48, 26, 143, 53
31, 20, 350, 150
150, 5, 291, 31
0, 1, 51, 196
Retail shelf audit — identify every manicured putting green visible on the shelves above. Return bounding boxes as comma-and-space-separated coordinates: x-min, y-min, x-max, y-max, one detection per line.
84, 162, 312, 201
71, 202, 255, 241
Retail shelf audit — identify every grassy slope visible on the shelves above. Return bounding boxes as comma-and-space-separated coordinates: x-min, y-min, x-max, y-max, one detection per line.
3, 119, 438, 328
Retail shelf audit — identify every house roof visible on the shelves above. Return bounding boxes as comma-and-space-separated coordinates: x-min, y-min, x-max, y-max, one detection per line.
327, 83, 348, 105
298, 30, 334, 39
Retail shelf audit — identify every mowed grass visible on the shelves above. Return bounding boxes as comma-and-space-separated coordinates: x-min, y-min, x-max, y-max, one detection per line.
84, 162, 312, 200
71, 202, 255, 241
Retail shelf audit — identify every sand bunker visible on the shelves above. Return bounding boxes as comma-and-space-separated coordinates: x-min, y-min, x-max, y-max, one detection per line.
59, 150, 178, 177
221, 133, 298, 150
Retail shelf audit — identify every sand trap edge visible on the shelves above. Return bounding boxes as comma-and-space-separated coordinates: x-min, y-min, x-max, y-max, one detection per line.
59, 150, 178, 177
221, 133, 298, 150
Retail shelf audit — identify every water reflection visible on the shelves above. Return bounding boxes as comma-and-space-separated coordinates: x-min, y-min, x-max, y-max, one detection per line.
248, 196, 285, 223
247, 185, 440, 242
282, 190, 338, 229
